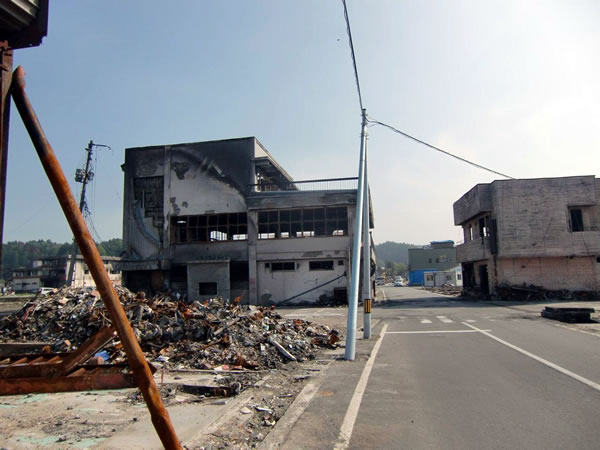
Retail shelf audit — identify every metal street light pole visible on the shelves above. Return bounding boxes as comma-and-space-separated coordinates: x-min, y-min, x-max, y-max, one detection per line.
345, 108, 368, 360
362, 136, 371, 339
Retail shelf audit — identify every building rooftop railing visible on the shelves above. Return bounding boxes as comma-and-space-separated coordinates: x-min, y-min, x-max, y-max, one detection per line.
249, 177, 358, 193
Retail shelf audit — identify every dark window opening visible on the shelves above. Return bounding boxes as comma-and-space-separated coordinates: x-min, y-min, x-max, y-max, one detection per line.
199, 282, 218, 296
309, 260, 334, 271
478, 217, 490, 238
258, 207, 348, 239
230, 261, 249, 291
596, 256, 600, 263
569, 208, 584, 232
468, 224, 474, 241
134, 176, 164, 219
338, 260, 345, 266
270, 262, 295, 272
171, 213, 248, 243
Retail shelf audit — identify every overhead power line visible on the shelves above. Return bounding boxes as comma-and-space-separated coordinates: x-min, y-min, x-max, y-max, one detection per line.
341, 0, 364, 112
367, 116, 514, 179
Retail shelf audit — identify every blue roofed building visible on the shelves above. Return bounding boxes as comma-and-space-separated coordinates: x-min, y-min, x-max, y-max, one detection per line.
408, 241, 458, 286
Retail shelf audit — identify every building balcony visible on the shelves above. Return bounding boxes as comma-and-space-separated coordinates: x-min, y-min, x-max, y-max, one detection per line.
456, 237, 493, 263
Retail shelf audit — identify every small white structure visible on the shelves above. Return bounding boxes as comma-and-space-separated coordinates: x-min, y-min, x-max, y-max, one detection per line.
424, 265, 463, 287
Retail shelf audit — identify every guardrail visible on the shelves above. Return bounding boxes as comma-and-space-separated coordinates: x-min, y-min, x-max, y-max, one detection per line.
249, 177, 358, 192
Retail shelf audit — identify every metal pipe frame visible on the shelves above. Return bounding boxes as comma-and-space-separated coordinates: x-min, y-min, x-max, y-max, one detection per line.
10, 66, 181, 449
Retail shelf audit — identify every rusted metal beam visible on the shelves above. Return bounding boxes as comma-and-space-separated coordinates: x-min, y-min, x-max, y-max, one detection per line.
0, 43, 12, 271
10, 66, 181, 450
55, 326, 115, 374
0, 370, 138, 395
0, 327, 116, 379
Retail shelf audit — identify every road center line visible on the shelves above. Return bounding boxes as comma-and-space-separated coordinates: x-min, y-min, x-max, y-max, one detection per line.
386, 329, 490, 334
462, 322, 600, 392
334, 323, 389, 450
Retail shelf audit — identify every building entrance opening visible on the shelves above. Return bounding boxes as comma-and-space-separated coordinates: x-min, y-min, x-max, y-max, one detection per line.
479, 264, 489, 297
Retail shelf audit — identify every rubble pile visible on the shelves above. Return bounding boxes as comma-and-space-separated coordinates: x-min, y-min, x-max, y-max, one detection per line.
494, 283, 600, 302
0, 286, 340, 371
422, 284, 462, 296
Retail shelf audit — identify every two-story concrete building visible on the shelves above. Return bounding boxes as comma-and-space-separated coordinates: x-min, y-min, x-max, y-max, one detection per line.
408, 241, 458, 285
453, 176, 600, 297
118, 137, 373, 305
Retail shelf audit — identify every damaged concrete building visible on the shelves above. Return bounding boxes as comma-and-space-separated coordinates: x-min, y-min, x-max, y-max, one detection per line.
454, 176, 600, 297
11, 255, 121, 292
119, 137, 373, 305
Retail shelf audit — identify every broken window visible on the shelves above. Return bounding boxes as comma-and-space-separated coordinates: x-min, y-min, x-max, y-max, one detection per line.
269, 262, 295, 272
171, 213, 248, 243
258, 207, 348, 239
478, 217, 490, 238
199, 282, 218, 296
309, 260, 334, 271
569, 208, 584, 232
134, 176, 164, 220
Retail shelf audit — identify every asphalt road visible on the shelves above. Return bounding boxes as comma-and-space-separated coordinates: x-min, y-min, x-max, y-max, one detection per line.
280, 286, 600, 449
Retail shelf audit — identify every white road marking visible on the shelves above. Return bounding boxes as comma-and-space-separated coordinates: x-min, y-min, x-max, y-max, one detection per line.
463, 322, 600, 393
553, 323, 600, 339
335, 324, 389, 450
436, 316, 453, 323
386, 330, 491, 334
465, 319, 477, 323
420, 319, 432, 324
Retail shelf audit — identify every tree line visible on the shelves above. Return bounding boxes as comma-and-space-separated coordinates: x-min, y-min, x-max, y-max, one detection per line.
1, 238, 122, 279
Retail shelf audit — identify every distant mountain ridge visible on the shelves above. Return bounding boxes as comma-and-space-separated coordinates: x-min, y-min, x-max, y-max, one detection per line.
374, 241, 422, 265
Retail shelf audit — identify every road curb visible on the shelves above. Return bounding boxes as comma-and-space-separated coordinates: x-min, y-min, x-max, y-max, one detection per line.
258, 360, 334, 449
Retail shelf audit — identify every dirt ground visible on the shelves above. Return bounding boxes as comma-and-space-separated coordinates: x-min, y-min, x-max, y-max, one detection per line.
0, 362, 332, 449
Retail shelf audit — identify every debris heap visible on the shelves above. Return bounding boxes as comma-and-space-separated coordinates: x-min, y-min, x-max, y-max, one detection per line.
0, 287, 340, 370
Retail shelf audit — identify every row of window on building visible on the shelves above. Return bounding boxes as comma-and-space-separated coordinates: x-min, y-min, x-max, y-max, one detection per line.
170, 207, 349, 243
265, 259, 345, 272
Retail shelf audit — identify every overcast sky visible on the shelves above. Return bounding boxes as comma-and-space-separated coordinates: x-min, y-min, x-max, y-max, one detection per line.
4, 0, 600, 246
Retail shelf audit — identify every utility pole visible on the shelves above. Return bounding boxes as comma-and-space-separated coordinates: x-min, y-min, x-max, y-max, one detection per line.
345, 109, 368, 360
66, 140, 109, 286
362, 137, 371, 339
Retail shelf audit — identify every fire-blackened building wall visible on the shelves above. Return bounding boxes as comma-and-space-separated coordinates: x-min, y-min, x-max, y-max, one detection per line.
120, 137, 368, 305
453, 176, 600, 296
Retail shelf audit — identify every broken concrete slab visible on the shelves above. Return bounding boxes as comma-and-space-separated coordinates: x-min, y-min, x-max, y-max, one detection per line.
541, 306, 596, 323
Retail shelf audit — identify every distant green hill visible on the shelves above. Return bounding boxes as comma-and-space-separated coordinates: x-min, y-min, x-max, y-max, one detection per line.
374, 241, 421, 265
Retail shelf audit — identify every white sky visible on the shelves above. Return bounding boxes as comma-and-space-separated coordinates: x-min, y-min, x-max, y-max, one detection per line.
4, 1, 600, 246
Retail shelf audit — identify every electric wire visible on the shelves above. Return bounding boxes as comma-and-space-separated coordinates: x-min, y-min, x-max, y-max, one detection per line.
341, 0, 364, 112
367, 116, 514, 179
